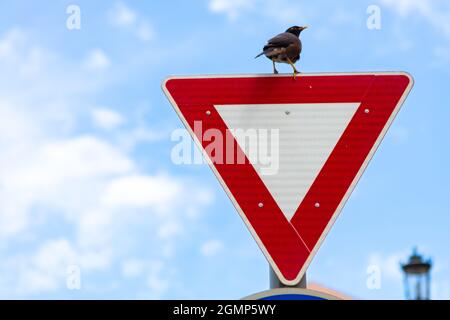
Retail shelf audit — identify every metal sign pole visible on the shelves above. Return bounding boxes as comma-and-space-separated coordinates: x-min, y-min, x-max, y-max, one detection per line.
270, 267, 306, 289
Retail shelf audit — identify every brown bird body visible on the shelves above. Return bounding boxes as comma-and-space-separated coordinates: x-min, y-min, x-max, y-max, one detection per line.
256, 26, 307, 77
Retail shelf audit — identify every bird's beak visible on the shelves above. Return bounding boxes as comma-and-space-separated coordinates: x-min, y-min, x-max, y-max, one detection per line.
302, 26, 308, 30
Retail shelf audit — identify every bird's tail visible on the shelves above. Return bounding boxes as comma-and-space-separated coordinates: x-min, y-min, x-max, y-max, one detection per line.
254, 52, 264, 59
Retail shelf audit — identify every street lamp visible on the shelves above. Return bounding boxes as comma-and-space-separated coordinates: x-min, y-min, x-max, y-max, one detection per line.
401, 248, 432, 300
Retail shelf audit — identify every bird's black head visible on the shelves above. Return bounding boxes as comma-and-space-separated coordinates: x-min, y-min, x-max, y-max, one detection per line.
286, 25, 308, 37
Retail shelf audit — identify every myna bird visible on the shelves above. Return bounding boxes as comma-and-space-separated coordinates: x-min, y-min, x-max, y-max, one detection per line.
255, 26, 308, 78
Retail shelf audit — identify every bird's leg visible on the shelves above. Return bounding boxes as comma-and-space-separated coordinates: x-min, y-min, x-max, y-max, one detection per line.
286, 58, 299, 79
272, 61, 279, 74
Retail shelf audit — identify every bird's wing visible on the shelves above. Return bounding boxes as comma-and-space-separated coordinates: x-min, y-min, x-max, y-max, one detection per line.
262, 33, 300, 58
265, 32, 297, 49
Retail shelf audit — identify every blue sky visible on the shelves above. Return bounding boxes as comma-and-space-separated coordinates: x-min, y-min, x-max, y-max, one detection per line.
0, 0, 449, 299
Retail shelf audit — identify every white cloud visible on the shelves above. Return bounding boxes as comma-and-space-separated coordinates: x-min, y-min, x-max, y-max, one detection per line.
110, 2, 137, 27
84, 49, 111, 71
146, 273, 169, 298
381, 0, 432, 17
78, 250, 112, 271
1, 238, 112, 296
158, 222, 183, 239
137, 22, 155, 42
122, 259, 146, 278
0, 28, 49, 79
0, 30, 112, 103
19, 239, 77, 294
32, 239, 77, 270
0, 135, 133, 239
0, 28, 25, 59
144, 260, 169, 298
122, 259, 170, 299
92, 108, 125, 130
381, 0, 450, 37
100, 175, 182, 210
117, 127, 160, 150
200, 239, 224, 257
0, 99, 41, 147
0, 28, 213, 297
207, 0, 309, 23
208, 0, 256, 20
8, 136, 132, 189
330, 8, 359, 26
109, 2, 154, 42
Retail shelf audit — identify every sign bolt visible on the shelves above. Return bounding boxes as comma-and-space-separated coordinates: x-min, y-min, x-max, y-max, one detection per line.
206, 110, 211, 116
364, 108, 370, 114
315, 202, 320, 208
258, 202, 264, 208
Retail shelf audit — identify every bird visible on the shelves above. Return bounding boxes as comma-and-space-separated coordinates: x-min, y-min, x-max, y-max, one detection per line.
255, 26, 308, 78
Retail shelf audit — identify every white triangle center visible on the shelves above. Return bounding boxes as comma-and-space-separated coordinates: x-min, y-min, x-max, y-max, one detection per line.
215, 103, 360, 221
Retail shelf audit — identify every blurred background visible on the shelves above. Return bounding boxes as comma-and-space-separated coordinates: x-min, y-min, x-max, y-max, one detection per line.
0, 0, 448, 299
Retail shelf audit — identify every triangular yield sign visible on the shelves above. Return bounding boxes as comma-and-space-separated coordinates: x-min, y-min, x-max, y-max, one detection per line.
162, 72, 413, 285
